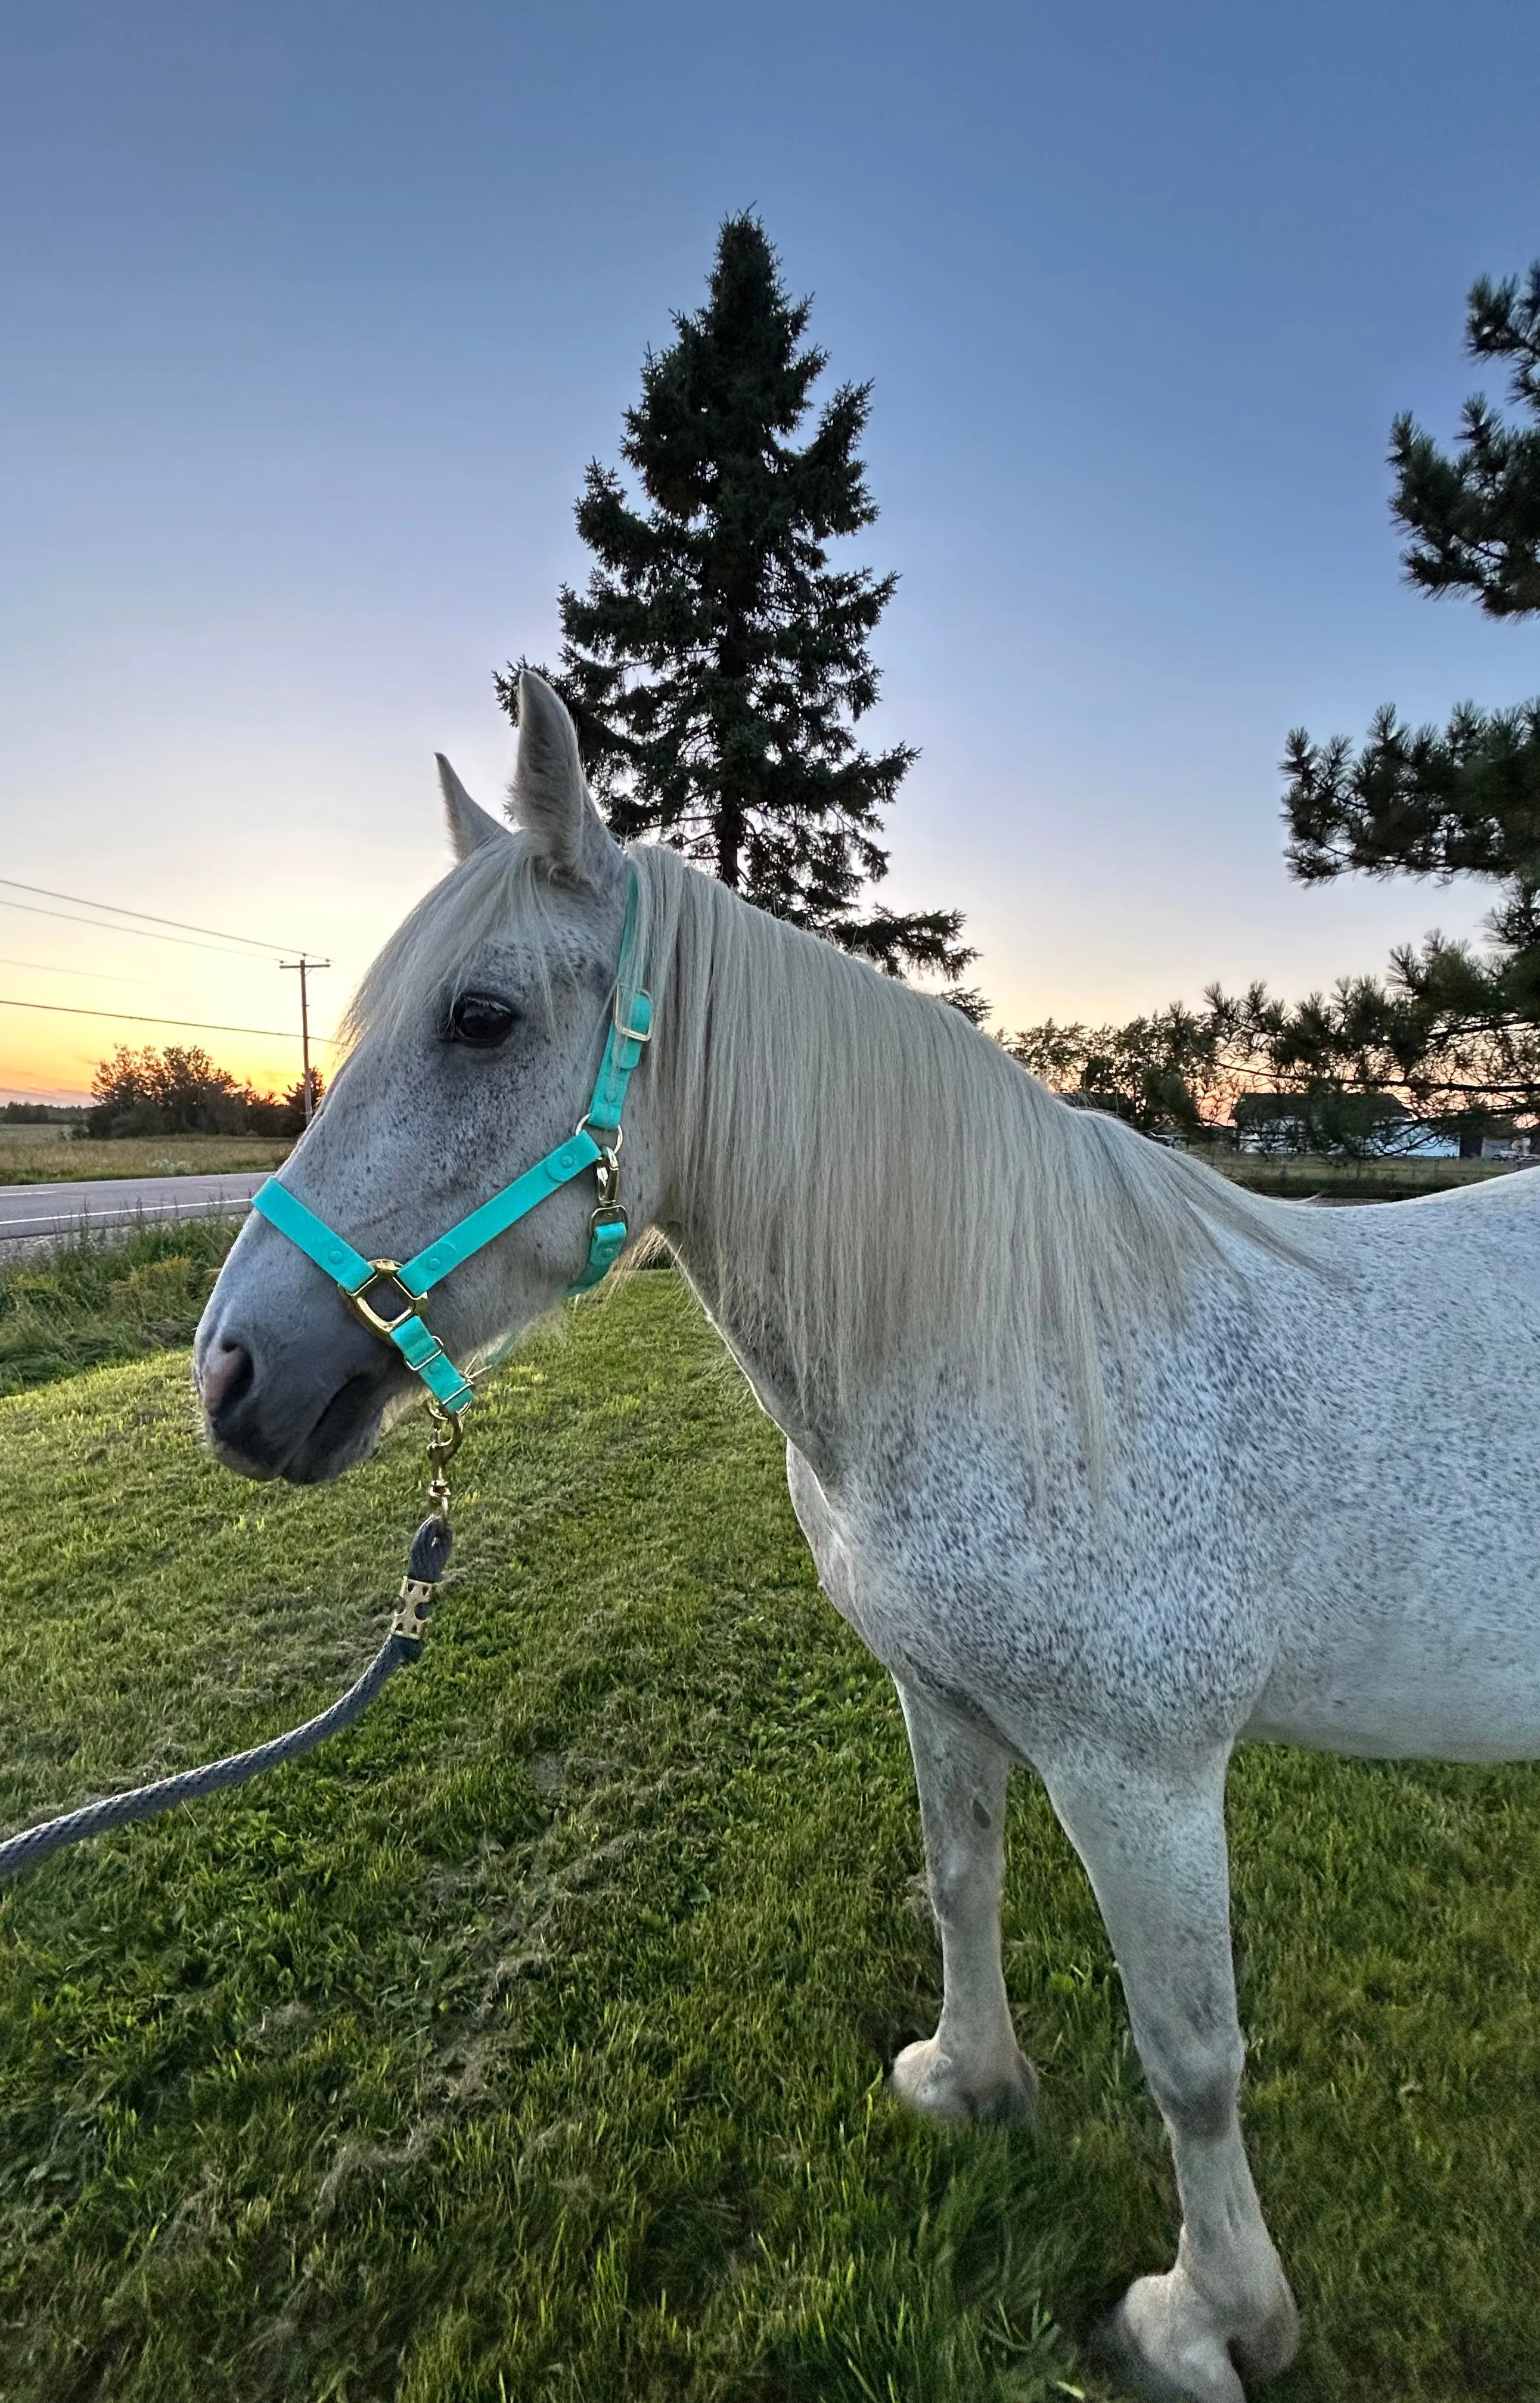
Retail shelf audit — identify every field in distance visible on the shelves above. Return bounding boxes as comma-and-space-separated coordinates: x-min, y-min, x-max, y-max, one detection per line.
0, 1128, 293, 1184
1209, 1151, 1523, 1202
1, 1120, 1526, 1202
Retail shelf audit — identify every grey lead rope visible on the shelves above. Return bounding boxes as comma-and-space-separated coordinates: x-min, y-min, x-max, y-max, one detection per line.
0, 1512, 454, 1885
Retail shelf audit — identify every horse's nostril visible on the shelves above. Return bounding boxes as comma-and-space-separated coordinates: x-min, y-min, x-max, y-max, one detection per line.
200, 1339, 255, 1423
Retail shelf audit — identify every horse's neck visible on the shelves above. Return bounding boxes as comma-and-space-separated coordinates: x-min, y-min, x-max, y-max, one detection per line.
677, 1238, 819, 1455
640, 859, 1313, 1488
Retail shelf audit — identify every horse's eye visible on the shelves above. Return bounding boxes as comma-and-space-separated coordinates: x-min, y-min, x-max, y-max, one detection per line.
447, 991, 517, 1048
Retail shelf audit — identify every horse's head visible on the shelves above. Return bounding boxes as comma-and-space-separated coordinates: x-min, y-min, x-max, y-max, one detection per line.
195, 673, 658, 1483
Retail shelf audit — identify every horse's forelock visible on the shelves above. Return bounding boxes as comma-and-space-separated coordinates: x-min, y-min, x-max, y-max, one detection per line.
339, 832, 569, 1055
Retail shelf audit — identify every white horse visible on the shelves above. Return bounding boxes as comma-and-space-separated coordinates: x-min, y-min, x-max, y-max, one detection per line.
196, 674, 1540, 2401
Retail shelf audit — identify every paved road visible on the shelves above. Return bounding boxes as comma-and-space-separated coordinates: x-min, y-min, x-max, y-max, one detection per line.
0, 1171, 269, 1245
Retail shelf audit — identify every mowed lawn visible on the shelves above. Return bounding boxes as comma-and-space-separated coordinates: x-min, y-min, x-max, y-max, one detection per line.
1, 1277, 1538, 2401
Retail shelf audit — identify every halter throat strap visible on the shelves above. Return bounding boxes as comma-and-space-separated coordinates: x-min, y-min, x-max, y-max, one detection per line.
250, 867, 652, 1415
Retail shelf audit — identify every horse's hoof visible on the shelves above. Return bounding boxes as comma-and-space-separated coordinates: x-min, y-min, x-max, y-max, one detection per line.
1091, 2281, 1245, 2403
888, 2034, 1037, 2126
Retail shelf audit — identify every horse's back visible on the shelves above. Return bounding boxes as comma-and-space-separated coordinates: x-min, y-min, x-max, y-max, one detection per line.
802, 1168, 1540, 1769
1246, 1169, 1540, 1761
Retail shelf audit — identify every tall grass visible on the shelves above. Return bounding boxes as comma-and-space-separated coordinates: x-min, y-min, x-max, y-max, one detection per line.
0, 1218, 238, 1394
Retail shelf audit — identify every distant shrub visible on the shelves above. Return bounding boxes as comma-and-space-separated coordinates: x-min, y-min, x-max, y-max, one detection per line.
88, 1044, 321, 1138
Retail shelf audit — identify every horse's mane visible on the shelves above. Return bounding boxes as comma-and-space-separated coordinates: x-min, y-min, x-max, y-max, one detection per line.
346, 833, 1326, 1459
626, 845, 1325, 1456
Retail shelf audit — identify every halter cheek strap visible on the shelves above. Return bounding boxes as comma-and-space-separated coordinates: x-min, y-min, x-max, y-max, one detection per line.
249, 868, 653, 1415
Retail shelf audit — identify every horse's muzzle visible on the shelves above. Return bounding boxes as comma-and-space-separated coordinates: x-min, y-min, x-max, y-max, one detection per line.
194, 1318, 404, 1484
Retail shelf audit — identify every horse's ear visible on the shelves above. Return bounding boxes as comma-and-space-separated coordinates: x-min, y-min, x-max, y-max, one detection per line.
508, 670, 616, 884
436, 756, 507, 861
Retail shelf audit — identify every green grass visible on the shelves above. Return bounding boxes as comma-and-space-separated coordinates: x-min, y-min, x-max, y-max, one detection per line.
0, 1132, 292, 1184
1, 1281, 1538, 2400
0, 1219, 240, 1395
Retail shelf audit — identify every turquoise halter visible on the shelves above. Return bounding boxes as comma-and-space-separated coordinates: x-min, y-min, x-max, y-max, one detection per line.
249, 869, 653, 1417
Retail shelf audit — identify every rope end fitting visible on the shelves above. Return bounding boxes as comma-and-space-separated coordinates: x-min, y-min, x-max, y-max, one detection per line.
392, 1577, 436, 1660
394, 1500, 457, 1661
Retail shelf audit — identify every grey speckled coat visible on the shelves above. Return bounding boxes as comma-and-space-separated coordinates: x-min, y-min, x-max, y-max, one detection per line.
195, 675, 1540, 2403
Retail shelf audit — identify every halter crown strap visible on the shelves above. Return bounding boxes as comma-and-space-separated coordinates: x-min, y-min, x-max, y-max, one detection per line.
250, 867, 651, 1415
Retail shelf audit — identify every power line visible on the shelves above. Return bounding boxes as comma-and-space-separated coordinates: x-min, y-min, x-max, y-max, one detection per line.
0, 955, 148, 986
0, 894, 272, 958
0, 877, 309, 957
0, 996, 336, 1043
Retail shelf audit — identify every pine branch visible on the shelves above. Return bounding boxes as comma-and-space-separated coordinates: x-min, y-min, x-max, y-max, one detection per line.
1389, 258, 1540, 617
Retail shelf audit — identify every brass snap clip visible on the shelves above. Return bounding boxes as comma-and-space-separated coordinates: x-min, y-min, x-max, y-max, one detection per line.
424, 1396, 464, 1521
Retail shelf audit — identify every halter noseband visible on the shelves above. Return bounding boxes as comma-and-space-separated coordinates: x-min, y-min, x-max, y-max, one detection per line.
249, 868, 652, 1415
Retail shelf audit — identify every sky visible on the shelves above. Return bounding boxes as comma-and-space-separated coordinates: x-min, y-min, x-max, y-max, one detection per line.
2, 0, 1538, 1103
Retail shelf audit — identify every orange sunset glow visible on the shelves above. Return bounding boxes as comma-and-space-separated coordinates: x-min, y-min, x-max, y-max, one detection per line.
0, 855, 442, 1107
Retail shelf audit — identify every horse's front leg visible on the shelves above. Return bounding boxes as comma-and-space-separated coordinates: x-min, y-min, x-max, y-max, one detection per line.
889, 1678, 1037, 2125
1043, 1745, 1297, 2402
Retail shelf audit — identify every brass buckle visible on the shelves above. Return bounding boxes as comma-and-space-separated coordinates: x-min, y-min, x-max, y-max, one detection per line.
343, 1260, 423, 1340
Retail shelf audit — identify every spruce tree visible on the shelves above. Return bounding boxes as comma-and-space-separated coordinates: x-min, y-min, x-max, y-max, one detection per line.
1283, 262, 1540, 1023
497, 215, 977, 1000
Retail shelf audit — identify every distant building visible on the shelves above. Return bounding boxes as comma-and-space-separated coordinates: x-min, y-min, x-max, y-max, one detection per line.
1230, 1091, 1457, 1157
1231, 1091, 1535, 1161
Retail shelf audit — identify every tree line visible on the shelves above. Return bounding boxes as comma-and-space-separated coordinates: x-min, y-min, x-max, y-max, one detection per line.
1009, 259, 1537, 1147
88, 1045, 319, 1137
509, 218, 1538, 1148
1003, 979, 1539, 1151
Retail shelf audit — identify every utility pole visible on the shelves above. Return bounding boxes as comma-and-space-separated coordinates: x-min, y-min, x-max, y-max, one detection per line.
280, 957, 330, 1123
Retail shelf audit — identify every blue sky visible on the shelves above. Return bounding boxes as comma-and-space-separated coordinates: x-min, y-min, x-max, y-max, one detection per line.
2, 0, 1538, 1097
